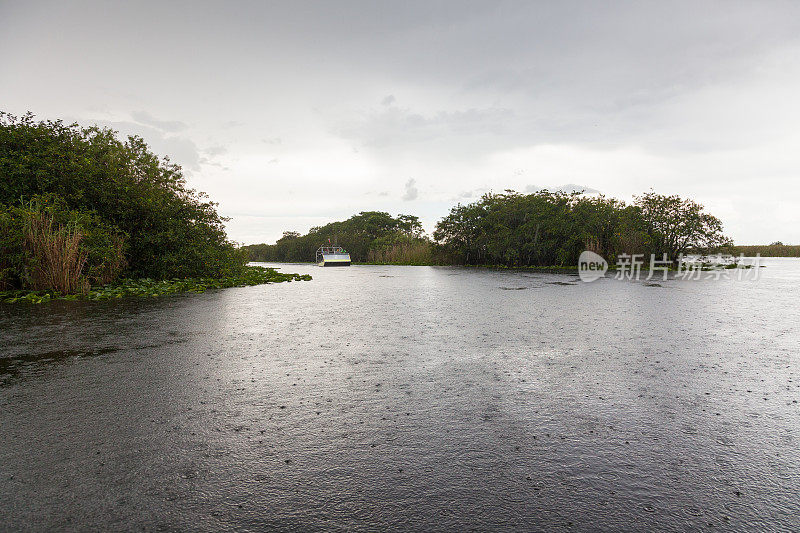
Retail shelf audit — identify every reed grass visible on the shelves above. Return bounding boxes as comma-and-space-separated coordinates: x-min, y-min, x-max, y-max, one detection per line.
22, 210, 90, 294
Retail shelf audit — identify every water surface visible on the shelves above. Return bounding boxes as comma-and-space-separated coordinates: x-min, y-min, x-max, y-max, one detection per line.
1, 260, 799, 531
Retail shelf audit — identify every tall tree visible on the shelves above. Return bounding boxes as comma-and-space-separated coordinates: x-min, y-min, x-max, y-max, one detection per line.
633, 192, 731, 260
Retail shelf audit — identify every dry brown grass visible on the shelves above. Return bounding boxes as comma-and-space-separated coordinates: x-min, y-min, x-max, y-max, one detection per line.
23, 210, 90, 294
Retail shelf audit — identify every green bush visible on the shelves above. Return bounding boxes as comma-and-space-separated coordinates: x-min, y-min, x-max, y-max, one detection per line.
0, 111, 246, 281
0, 204, 24, 290
433, 190, 732, 266
0, 195, 126, 293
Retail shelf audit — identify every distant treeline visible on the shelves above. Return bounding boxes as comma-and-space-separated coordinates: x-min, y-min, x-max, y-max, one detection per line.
243, 211, 440, 265
244, 190, 736, 266
729, 244, 800, 257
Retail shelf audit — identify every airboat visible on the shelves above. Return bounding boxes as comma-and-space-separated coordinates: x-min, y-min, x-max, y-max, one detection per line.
316, 245, 351, 267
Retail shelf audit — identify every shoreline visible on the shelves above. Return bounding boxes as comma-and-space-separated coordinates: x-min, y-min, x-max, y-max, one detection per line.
257, 260, 775, 270
1, 266, 311, 304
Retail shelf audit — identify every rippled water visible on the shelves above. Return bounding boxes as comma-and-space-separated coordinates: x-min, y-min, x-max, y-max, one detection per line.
1, 260, 799, 531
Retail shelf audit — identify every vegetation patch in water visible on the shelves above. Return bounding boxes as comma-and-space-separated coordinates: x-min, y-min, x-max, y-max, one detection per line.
0, 266, 311, 304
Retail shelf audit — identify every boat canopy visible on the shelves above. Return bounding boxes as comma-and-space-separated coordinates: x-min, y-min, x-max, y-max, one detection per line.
316, 245, 349, 263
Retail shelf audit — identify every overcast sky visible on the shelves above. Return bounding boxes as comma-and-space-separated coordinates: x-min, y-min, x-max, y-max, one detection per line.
2, 1, 799, 244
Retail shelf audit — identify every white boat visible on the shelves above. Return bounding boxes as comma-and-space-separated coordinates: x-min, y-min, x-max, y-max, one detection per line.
316, 245, 351, 267
700, 254, 737, 266
680, 254, 704, 265
680, 253, 738, 267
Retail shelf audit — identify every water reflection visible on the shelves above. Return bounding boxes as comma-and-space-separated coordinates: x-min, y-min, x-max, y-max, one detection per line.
0, 259, 798, 530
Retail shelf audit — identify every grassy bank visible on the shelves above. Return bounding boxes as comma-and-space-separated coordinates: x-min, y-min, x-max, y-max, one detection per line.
0, 266, 311, 304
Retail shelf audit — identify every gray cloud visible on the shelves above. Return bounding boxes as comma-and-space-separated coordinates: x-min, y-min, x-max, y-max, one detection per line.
449, 187, 490, 203
336, 106, 514, 151
3, 1, 800, 243
131, 110, 187, 132
402, 179, 418, 201
203, 145, 227, 156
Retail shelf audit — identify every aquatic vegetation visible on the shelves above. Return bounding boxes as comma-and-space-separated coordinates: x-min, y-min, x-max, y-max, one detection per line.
0, 266, 311, 304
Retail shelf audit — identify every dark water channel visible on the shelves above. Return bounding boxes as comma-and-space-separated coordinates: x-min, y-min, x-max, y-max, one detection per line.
1, 260, 799, 531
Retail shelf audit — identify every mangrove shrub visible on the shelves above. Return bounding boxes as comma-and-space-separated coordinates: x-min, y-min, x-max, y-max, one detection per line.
433, 190, 731, 266
0, 111, 247, 290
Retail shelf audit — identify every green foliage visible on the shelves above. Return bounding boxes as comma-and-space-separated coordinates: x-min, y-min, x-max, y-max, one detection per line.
0, 111, 246, 284
367, 238, 443, 265
244, 191, 732, 268
633, 191, 732, 259
433, 190, 732, 266
242, 211, 427, 263
0, 266, 311, 303
0, 204, 24, 289
435, 190, 611, 266
1, 196, 125, 292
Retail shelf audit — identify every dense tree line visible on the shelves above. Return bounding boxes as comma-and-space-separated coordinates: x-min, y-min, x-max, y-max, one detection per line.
245, 190, 732, 266
433, 190, 731, 266
729, 244, 800, 257
243, 211, 427, 263
1, 112, 245, 291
